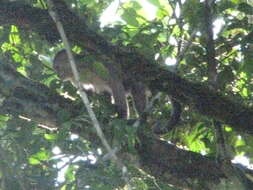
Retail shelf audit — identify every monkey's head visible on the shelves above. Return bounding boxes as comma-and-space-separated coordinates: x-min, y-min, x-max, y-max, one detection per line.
53, 49, 73, 81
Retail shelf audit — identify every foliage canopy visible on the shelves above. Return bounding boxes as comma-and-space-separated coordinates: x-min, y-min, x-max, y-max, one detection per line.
0, 0, 253, 189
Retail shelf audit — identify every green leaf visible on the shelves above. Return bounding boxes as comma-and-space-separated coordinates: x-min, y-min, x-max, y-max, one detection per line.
232, 0, 243, 4
60, 185, 67, 190
218, 1, 236, 12
0, 115, 9, 122
29, 149, 51, 164
36, 150, 51, 160
241, 88, 248, 97
121, 8, 139, 26
225, 126, 233, 132
65, 165, 76, 182
132, 1, 142, 10
29, 157, 40, 165
183, 0, 204, 28
9, 26, 21, 45
242, 47, 253, 76
235, 138, 246, 147
146, 0, 161, 7
44, 133, 58, 141
238, 3, 253, 15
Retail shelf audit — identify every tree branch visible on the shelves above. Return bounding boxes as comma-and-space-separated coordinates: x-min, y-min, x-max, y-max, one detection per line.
1, 57, 253, 189
0, 1, 253, 133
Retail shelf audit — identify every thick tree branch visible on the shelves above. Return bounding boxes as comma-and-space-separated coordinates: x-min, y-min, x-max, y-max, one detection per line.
1, 1, 253, 189
0, 1, 253, 134
136, 132, 226, 189
0, 62, 77, 127
1, 56, 253, 190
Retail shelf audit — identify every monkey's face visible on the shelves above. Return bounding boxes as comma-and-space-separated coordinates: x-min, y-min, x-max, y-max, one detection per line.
53, 50, 73, 81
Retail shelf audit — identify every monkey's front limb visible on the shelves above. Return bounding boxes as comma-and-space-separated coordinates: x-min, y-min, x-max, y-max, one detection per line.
109, 78, 129, 119
104, 61, 129, 119
130, 82, 149, 117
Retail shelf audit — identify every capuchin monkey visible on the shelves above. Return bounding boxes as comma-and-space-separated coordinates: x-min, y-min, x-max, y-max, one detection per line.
53, 49, 148, 119
53, 50, 181, 133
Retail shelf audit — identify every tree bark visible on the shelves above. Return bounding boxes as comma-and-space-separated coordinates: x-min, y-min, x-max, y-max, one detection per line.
1, 1, 253, 189
1, 0, 252, 134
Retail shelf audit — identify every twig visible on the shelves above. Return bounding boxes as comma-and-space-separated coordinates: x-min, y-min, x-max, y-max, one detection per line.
133, 92, 162, 129
175, 30, 197, 66
47, 1, 132, 189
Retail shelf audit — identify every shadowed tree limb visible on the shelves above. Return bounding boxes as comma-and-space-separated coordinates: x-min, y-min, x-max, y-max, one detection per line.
0, 0, 253, 133
1, 2, 253, 188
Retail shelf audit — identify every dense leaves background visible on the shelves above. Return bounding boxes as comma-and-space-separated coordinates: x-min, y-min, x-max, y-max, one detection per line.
0, 0, 253, 189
